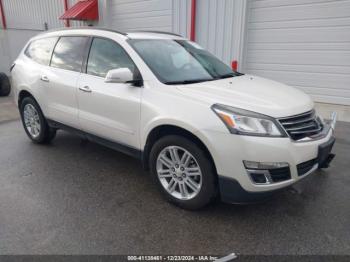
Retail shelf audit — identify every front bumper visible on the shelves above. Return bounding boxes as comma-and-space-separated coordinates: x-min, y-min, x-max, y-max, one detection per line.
218, 136, 335, 204
197, 119, 336, 202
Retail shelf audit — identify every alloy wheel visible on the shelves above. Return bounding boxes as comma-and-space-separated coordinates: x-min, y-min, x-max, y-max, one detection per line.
156, 146, 202, 200
23, 104, 41, 138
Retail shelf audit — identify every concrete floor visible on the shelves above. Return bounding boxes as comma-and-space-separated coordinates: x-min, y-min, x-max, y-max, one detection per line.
0, 95, 349, 255
0, 94, 19, 123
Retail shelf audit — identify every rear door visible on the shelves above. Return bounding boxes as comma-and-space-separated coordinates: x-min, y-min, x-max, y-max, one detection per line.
42, 36, 89, 128
16, 37, 58, 112
77, 37, 142, 149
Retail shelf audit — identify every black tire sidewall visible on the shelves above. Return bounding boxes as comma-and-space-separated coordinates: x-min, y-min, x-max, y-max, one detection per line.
20, 97, 50, 143
149, 135, 217, 210
0, 73, 11, 97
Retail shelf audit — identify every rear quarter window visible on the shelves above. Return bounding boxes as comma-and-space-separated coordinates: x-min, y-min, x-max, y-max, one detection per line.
24, 37, 58, 65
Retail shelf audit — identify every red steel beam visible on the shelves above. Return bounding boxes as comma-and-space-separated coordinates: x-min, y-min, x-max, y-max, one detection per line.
190, 0, 196, 41
231, 60, 238, 71
63, 0, 70, 27
0, 0, 7, 29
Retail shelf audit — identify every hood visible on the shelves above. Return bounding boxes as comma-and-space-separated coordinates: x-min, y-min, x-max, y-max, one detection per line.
175, 75, 314, 118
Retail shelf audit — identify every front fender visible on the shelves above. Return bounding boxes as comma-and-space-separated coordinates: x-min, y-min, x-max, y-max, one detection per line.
141, 117, 200, 149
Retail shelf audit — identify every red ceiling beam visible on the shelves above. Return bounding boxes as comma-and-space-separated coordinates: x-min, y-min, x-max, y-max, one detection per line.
0, 0, 7, 29
231, 60, 238, 71
190, 0, 196, 41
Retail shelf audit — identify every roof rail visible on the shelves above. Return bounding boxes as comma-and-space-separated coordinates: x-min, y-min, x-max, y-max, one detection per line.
127, 30, 182, 37
40, 27, 127, 36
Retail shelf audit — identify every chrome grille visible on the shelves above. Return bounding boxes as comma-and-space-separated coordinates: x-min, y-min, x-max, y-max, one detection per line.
278, 110, 323, 140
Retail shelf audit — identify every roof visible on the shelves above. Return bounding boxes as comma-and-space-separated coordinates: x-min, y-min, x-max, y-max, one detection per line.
33, 28, 186, 42
59, 0, 98, 21
128, 31, 182, 37
126, 31, 185, 40
41, 27, 127, 36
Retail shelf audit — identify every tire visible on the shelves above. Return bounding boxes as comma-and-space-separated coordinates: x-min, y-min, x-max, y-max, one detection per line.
19, 96, 56, 144
149, 135, 217, 210
0, 73, 11, 97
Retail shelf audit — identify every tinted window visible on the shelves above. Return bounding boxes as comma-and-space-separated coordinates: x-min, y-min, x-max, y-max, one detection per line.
51, 36, 88, 72
25, 37, 58, 65
87, 38, 136, 78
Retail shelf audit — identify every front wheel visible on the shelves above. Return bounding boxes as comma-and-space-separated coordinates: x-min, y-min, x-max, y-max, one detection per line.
20, 97, 56, 144
149, 135, 217, 210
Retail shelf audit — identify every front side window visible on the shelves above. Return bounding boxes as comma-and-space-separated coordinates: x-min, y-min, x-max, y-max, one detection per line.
24, 37, 58, 65
128, 39, 240, 84
51, 36, 88, 72
87, 38, 136, 78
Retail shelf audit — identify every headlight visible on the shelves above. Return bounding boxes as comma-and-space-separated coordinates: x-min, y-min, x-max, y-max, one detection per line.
212, 104, 286, 137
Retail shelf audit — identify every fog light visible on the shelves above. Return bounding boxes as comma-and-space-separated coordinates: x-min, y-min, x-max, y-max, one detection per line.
243, 160, 289, 170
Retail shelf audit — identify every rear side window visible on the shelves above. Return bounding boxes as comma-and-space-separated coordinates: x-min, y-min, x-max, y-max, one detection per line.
51, 36, 88, 72
87, 37, 136, 78
24, 37, 58, 65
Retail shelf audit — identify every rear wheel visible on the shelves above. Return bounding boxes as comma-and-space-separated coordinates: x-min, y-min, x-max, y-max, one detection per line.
20, 97, 56, 144
149, 135, 217, 210
0, 73, 11, 97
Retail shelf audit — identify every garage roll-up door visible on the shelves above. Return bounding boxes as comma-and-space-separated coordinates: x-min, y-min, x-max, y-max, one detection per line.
244, 0, 350, 106
107, 0, 173, 32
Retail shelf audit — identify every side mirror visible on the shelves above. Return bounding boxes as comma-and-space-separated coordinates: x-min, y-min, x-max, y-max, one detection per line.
105, 68, 134, 83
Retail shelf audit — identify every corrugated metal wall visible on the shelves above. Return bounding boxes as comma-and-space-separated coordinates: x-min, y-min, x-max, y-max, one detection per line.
196, 0, 235, 65
0, 0, 85, 74
2, 0, 85, 30
104, 0, 244, 66
106, 0, 173, 32
194, 0, 246, 66
3, 0, 64, 30
104, 0, 189, 37
0, 0, 190, 74
243, 0, 350, 106
172, 0, 191, 38
1, 0, 242, 73
0, 31, 11, 73
2, 0, 348, 106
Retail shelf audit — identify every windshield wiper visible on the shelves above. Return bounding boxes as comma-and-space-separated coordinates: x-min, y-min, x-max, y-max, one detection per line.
217, 72, 244, 79
164, 78, 214, 85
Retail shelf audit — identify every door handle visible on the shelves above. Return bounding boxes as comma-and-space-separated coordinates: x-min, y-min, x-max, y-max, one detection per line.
40, 75, 49, 82
79, 86, 92, 93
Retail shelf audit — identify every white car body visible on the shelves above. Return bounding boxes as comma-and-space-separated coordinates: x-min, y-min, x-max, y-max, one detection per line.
11, 28, 336, 205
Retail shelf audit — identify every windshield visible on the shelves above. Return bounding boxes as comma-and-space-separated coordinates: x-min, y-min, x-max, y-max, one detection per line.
128, 39, 242, 84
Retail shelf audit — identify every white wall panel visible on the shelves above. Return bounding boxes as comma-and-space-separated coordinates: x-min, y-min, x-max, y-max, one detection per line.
194, 0, 247, 66
0, 29, 39, 74
2, 0, 65, 30
172, 0, 191, 38
107, 0, 173, 31
0, 31, 11, 73
0, 0, 87, 74
105, 0, 190, 36
244, 0, 350, 106
2, 0, 87, 30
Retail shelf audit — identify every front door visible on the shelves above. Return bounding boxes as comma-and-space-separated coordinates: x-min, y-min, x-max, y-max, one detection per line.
77, 37, 142, 149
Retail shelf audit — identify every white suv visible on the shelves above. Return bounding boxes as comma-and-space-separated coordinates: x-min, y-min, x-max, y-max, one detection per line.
12, 28, 336, 209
